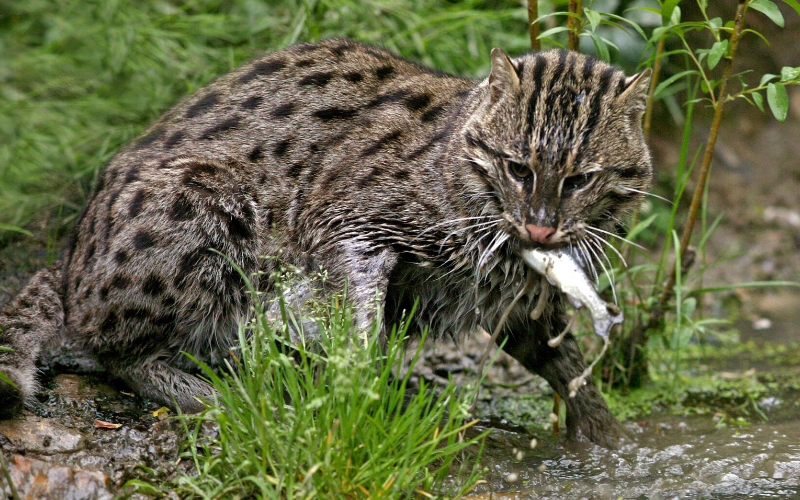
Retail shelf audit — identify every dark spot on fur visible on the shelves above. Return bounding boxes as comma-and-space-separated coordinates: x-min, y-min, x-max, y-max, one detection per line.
331, 41, 355, 58
298, 72, 334, 87
271, 102, 295, 118
132, 230, 157, 250
358, 166, 383, 188
367, 90, 409, 108
287, 161, 306, 180
273, 138, 292, 157
405, 94, 431, 111
81, 312, 93, 327
170, 194, 196, 221
374, 65, 395, 80
128, 189, 146, 218
124, 167, 140, 185
142, 274, 165, 296
84, 243, 96, 267
186, 92, 220, 118
293, 42, 317, 53
241, 95, 263, 110
238, 59, 286, 84
99, 285, 109, 300
421, 105, 445, 122
226, 214, 254, 240
161, 296, 176, 308
343, 71, 363, 83
100, 311, 118, 332
121, 307, 150, 321
164, 130, 184, 149
200, 116, 240, 140
134, 127, 165, 150
249, 144, 265, 162
295, 59, 314, 67
393, 169, 410, 181
114, 250, 128, 265
259, 172, 268, 185
360, 130, 402, 157
313, 107, 357, 121
110, 274, 130, 289
174, 248, 205, 290
107, 189, 121, 213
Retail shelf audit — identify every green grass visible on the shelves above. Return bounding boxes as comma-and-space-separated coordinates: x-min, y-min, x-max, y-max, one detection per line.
0, 0, 532, 234
126, 270, 487, 499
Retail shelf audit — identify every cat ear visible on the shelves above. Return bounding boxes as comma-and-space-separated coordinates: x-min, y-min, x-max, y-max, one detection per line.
616, 68, 652, 117
489, 48, 520, 102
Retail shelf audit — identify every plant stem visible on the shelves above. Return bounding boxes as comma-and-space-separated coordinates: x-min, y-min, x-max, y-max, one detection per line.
0, 453, 21, 500
567, 0, 582, 51
643, 38, 665, 142
624, 0, 751, 386
528, 0, 540, 51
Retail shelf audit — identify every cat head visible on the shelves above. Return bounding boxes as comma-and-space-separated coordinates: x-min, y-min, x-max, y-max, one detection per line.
462, 48, 652, 254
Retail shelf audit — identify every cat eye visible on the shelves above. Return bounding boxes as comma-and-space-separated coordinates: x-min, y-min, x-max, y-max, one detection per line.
507, 161, 531, 181
562, 172, 595, 195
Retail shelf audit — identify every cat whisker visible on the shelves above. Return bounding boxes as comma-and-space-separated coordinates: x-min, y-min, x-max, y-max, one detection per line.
410, 215, 496, 243
585, 231, 628, 267
621, 187, 674, 205
585, 237, 617, 304
577, 239, 598, 281
585, 225, 645, 251
440, 219, 501, 252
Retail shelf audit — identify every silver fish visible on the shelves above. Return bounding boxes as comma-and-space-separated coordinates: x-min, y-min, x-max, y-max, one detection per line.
520, 248, 623, 338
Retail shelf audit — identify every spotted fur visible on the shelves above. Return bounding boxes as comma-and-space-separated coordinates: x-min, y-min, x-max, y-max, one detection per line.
0, 39, 651, 446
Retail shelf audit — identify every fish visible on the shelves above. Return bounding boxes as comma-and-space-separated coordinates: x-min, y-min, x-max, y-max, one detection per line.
520, 247, 623, 339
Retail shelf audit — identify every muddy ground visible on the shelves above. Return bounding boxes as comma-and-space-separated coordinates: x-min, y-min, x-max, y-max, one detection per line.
2, 71, 800, 500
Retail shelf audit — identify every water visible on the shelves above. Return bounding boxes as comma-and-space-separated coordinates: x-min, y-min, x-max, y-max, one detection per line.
470, 415, 800, 499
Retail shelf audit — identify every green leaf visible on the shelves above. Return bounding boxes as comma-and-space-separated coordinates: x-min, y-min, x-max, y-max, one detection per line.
707, 40, 728, 70
750, 0, 785, 27
662, 0, 681, 25
671, 6, 682, 25
760, 73, 778, 87
767, 82, 789, 121
653, 70, 696, 100
682, 297, 697, 318
0, 224, 33, 236
585, 8, 601, 31
781, 0, 800, 19
670, 325, 694, 350
0, 370, 16, 389
587, 31, 610, 62
537, 26, 571, 40
708, 17, 723, 30
781, 66, 800, 82
752, 91, 765, 112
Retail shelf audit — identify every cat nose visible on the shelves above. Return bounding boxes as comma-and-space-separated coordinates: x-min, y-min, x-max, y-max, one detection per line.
525, 224, 556, 243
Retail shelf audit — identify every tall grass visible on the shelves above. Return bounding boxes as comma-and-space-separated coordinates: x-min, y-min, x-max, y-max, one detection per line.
0, 0, 531, 234
127, 269, 487, 499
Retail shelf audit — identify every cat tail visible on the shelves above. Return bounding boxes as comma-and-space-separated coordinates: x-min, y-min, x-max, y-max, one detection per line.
0, 260, 64, 419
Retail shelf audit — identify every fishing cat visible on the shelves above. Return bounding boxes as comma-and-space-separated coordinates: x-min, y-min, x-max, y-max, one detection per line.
0, 39, 651, 447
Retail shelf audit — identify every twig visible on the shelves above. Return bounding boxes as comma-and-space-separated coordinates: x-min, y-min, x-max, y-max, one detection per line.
567, 0, 582, 51
528, 0, 540, 51
628, 0, 751, 382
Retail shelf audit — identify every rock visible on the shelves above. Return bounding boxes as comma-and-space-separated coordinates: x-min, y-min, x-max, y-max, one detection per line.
0, 415, 85, 454
763, 206, 800, 229
2, 454, 113, 500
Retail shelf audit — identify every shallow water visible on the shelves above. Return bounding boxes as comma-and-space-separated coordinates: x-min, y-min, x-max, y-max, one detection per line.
470, 414, 800, 499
